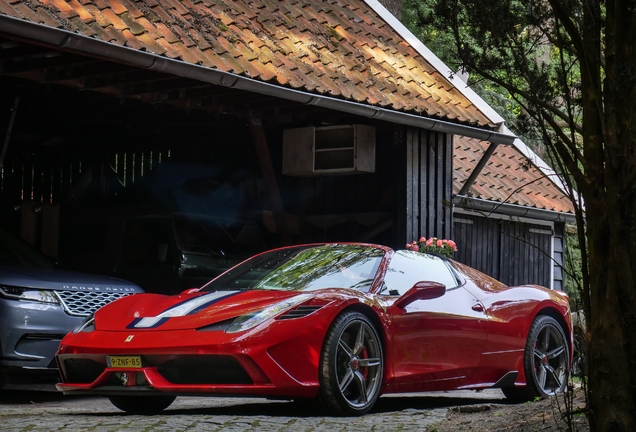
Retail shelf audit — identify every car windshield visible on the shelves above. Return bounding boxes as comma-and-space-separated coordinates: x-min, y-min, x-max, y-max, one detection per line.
0, 231, 55, 269
201, 244, 385, 292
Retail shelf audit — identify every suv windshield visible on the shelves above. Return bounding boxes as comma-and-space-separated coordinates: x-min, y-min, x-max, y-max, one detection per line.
0, 231, 55, 269
201, 244, 385, 293
173, 213, 263, 258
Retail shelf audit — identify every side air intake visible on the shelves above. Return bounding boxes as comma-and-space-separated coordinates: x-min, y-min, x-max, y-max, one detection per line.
277, 305, 322, 320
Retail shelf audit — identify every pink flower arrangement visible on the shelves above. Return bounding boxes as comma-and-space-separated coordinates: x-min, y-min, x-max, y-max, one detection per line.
405, 237, 458, 258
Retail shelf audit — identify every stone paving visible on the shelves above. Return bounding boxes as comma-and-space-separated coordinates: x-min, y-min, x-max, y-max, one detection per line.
0, 388, 506, 431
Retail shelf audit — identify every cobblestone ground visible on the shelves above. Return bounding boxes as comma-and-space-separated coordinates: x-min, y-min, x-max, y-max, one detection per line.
0, 388, 506, 431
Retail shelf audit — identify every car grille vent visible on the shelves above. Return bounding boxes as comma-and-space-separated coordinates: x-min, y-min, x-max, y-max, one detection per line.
55, 291, 131, 317
24, 333, 66, 341
63, 358, 106, 384
277, 305, 322, 320
157, 355, 252, 385
196, 318, 235, 332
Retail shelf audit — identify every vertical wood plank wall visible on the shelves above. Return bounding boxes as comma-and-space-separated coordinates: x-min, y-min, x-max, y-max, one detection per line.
405, 127, 453, 243
453, 212, 565, 289
552, 223, 565, 291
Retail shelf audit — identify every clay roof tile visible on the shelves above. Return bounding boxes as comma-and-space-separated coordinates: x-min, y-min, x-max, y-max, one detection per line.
454, 136, 575, 214
4, 0, 497, 128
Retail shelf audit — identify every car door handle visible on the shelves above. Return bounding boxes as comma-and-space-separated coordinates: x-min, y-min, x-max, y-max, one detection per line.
472, 303, 484, 312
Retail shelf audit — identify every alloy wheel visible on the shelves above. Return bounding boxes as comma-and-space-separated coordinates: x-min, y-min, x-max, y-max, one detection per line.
531, 323, 568, 395
334, 319, 382, 408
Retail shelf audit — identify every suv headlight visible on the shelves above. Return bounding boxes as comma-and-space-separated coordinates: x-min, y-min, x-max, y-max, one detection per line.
226, 294, 313, 334
0, 286, 60, 304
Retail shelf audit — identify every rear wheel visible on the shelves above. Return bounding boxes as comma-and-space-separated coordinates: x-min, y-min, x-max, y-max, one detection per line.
317, 311, 383, 416
503, 315, 569, 402
108, 395, 176, 414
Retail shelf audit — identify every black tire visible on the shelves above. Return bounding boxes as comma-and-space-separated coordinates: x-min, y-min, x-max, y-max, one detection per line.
503, 315, 569, 402
108, 395, 176, 414
317, 311, 383, 416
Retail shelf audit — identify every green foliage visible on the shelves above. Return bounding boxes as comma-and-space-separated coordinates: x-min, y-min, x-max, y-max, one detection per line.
564, 226, 584, 309
402, 0, 583, 159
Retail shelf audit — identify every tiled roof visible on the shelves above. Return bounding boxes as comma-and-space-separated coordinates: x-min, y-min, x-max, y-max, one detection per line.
454, 136, 575, 214
0, 0, 495, 129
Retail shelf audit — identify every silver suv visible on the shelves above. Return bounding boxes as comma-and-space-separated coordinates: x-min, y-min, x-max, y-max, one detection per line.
0, 231, 143, 388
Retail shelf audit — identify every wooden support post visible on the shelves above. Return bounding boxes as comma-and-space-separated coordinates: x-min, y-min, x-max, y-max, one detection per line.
0, 97, 19, 170
458, 141, 499, 196
41, 204, 60, 258
20, 201, 37, 246
248, 116, 292, 245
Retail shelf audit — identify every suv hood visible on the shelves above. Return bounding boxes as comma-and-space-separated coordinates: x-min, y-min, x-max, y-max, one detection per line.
0, 266, 143, 293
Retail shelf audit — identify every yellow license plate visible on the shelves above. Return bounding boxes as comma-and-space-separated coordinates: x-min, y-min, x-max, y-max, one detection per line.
106, 356, 142, 368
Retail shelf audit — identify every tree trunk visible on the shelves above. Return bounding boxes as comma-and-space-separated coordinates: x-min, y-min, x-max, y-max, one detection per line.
584, 0, 636, 428
586, 203, 636, 431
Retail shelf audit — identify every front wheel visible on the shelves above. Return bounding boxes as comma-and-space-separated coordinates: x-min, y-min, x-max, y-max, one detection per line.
108, 395, 176, 414
503, 315, 569, 402
317, 311, 383, 416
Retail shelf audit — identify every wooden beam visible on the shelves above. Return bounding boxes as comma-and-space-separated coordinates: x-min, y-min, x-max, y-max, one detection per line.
0, 96, 19, 170
248, 116, 292, 245
457, 141, 499, 196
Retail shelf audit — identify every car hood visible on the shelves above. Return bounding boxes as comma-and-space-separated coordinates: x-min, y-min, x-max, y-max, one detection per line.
94, 289, 313, 331
0, 266, 143, 293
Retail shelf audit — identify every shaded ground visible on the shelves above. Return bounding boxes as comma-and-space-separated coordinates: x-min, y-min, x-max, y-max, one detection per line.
431, 387, 589, 432
0, 387, 589, 431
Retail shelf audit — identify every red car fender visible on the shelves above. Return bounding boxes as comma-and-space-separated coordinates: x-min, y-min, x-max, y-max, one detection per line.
478, 287, 571, 386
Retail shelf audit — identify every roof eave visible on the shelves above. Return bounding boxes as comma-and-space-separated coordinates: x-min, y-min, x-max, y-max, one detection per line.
0, 15, 516, 145
453, 195, 578, 223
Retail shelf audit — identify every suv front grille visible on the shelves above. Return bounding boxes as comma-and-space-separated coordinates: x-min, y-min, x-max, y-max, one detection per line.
55, 291, 131, 316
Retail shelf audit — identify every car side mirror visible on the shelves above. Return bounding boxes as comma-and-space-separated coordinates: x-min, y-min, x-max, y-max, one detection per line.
393, 281, 445, 309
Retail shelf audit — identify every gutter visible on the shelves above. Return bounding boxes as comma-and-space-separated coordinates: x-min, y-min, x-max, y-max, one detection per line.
453, 195, 577, 223
0, 15, 516, 145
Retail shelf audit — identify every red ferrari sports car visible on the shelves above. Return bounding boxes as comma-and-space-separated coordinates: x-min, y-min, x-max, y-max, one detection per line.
56, 243, 572, 415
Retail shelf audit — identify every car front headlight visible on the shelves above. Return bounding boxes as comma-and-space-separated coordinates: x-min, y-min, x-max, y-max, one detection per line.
0, 285, 61, 304
71, 314, 95, 334
226, 294, 313, 334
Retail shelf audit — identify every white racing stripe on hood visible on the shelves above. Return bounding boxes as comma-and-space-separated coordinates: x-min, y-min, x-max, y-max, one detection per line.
134, 290, 239, 328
